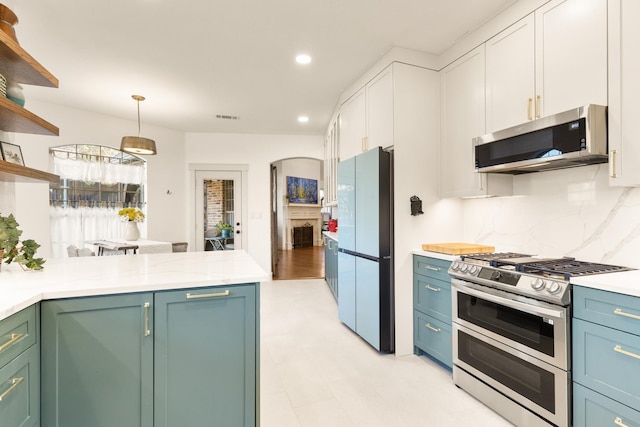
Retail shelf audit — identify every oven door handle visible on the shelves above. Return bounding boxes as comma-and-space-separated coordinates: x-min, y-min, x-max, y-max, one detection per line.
452, 279, 566, 319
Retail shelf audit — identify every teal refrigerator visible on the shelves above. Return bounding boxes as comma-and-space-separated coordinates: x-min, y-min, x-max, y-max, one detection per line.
337, 147, 394, 353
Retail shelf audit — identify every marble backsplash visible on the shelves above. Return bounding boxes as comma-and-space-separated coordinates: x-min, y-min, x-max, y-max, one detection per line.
462, 164, 640, 269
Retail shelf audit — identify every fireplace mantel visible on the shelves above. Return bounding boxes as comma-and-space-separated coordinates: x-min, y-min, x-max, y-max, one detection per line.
283, 204, 322, 250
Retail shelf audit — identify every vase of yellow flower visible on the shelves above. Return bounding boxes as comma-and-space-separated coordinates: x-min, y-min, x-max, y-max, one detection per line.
118, 208, 145, 241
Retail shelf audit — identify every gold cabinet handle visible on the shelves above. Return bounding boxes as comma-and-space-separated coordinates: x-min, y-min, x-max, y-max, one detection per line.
0, 377, 24, 402
614, 345, 640, 361
425, 284, 441, 292
425, 323, 441, 333
527, 98, 533, 120
0, 333, 24, 353
362, 137, 368, 152
615, 417, 629, 427
535, 95, 541, 118
333, 245, 338, 255
186, 290, 230, 299
424, 265, 440, 272
143, 302, 151, 337
614, 308, 640, 321
610, 150, 617, 179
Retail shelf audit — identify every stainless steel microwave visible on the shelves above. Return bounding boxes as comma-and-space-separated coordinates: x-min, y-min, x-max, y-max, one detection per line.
474, 105, 608, 174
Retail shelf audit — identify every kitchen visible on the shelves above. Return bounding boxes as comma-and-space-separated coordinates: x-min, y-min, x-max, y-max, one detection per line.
1, 0, 640, 426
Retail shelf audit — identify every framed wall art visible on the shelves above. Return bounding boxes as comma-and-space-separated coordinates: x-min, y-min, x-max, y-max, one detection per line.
286, 176, 318, 204
0, 141, 25, 166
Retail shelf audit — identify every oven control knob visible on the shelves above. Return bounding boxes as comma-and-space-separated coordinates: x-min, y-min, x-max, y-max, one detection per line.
469, 265, 479, 275
546, 281, 562, 294
531, 278, 546, 290
451, 262, 459, 271
460, 263, 469, 273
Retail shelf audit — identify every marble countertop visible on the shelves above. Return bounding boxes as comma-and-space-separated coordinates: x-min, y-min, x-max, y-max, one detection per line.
322, 231, 338, 241
0, 250, 270, 322
412, 250, 459, 262
571, 269, 640, 298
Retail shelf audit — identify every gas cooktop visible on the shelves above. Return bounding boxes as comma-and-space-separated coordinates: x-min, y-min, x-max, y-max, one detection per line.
449, 252, 633, 306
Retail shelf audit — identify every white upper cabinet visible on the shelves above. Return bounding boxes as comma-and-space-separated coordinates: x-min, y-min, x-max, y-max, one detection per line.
485, 0, 607, 133
608, 0, 640, 186
365, 66, 394, 151
324, 117, 339, 205
441, 46, 512, 198
486, 15, 535, 132
339, 88, 366, 161
535, 0, 607, 117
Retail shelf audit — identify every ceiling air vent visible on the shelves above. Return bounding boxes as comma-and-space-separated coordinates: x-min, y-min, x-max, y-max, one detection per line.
216, 114, 240, 120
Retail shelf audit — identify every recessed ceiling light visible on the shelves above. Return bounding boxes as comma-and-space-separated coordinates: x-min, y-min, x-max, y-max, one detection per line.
295, 54, 311, 65
298, 115, 309, 123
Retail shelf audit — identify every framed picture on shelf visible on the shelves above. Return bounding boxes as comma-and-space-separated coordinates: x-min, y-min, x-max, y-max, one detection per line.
286, 176, 318, 204
0, 141, 25, 166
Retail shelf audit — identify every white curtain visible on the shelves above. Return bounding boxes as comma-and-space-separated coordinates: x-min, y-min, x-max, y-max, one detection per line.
50, 156, 145, 184
50, 206, 148, 258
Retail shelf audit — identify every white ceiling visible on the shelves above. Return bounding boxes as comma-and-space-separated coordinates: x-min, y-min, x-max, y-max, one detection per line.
14, 0, 516, 136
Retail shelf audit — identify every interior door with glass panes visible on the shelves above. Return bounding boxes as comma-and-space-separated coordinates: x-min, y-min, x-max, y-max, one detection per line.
195, 171, 243, 252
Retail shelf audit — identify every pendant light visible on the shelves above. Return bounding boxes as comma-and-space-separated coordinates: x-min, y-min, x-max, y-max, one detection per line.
120, 94, 157, 155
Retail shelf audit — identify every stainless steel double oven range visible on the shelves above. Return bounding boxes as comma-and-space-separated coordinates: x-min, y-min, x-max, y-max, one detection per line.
448, 253, 630, 427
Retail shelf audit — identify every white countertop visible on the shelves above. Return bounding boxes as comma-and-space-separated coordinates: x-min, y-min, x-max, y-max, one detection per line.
322, 231, 338, 241
571, 269, 640, 298
0, 250, 270, 322
412, 250, 459, 262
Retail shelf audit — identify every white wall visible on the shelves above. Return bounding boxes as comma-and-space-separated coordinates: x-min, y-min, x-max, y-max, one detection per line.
462, 165, 640, 269
185, 133, 324, 274
7, 100, 187, 258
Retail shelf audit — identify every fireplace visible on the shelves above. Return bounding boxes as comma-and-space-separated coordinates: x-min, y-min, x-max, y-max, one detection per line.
283, 205, 322, 250
293, 223, 314, 248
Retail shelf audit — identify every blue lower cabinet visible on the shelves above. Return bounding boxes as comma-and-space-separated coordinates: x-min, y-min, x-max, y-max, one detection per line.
41, 293, 154, 427
154, 285, 257, 427
574, 383, 640, 427
0, 344, 40, 427
41, 284, 259, 427
413, 310, 452, 368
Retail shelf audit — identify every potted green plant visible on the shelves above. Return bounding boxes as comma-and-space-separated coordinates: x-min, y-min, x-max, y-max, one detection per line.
215, 220, 233, 238
0, 213, 45, 271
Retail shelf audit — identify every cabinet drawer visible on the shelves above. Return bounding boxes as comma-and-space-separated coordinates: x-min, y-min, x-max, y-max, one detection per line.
573, 318, 640, 410
414, 310, 452, 368
0, 344, 40, 427
0, 305, 37, 370
413, 255, 452, 282
574, 286, 640, 334
414, 275, 451, 323
574, 382, 640, 427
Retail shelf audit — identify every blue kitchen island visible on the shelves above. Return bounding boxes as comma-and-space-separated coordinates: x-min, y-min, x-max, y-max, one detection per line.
0, 250, 269, 427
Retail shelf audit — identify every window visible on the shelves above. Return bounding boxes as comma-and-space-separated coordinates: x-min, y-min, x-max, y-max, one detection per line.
49, 145, 147, 258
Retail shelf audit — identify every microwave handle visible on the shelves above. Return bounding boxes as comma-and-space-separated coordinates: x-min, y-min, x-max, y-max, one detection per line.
451, 279, 566, 319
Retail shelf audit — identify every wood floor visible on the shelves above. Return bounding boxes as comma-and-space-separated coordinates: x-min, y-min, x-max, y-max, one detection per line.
273, 246, 325, 280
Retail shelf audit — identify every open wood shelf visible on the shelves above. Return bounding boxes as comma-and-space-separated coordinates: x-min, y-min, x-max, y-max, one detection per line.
0, 31, 58, 87
0, 95, 59, 135
0, 160, 59, 183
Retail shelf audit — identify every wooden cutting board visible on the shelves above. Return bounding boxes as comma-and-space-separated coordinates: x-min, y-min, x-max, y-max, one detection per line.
421, 242, 495, 255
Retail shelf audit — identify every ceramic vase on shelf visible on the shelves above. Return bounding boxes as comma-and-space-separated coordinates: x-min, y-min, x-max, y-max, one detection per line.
125, 221, 140, 241
221, 229, 231, 238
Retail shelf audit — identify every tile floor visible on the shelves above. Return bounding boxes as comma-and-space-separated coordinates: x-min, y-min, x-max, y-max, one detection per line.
260, 279, 514, 426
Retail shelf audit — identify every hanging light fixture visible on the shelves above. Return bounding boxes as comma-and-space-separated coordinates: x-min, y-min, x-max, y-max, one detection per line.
120, 94, 157, 155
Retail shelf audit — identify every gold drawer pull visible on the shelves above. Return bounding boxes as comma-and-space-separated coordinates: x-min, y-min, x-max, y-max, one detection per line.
186, 290, 230, 299
143, 302, 151, 337
614, 345, 640, 361
423, 265, 440, 272
614, 308, 640, 321
615, 417, 629, 427
425, 323, 441, 333
425, 284, 441, 292
0, 333, 24, 353
0, 377, 24, 402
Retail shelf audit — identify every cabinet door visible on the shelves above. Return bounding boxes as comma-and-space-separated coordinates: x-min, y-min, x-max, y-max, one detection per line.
41, 293, 154, 427
574, 382, 640, 427
441, 46, 512, 198
366, 66, 394, 150
609, 0, 640, 186
0, 345, 39, 427
535, 0, 607, 118
154, 284, 257, 427
339, 88, 366, 161
337, 156, 355, 252
485, 14, 535, 132
338, 251, 356, 331
355, 148, 380, 258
